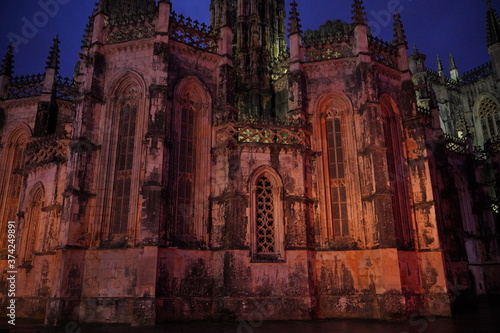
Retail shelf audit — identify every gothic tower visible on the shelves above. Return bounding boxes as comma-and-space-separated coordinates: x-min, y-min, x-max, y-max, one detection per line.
211, 0, 287, 117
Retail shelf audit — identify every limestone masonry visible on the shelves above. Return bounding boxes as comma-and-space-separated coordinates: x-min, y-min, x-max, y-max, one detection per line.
0, 0, 499, 326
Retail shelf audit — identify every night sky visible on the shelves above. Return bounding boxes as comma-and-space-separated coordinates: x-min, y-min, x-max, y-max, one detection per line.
0, 0, 498, 78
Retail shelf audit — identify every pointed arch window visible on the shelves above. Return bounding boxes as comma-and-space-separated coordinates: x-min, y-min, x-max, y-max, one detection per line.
173, 92, 196, 238
250, 168, 284, 261
21, 184, 44, 262
317, 94, 360, 245
167, 77, 212, 245
256, 175, 275, 253
110, 87, 139, 235
6, 144, 26, 220
0, 127, 29, 249
95, 74, 148, 244
326, 117, 349, 237
381, 97, 414, 249
478, 96, 500, 141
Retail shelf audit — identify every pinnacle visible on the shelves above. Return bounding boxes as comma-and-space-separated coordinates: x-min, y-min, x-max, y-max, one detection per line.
449, 53, 458, 70
486, 1, 500, 47
393, 12, 407, 45
437, 55, 444, 72
1, 44, 14, 77
46, 36, 60, 71
352, 0, 367, 25
288, 0, 302, 35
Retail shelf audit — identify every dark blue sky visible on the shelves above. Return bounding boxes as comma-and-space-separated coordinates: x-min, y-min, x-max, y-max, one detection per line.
0, 0, 498, 78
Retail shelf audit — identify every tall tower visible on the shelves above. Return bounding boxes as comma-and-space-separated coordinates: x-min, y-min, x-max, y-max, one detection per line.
211, 0, 287, 117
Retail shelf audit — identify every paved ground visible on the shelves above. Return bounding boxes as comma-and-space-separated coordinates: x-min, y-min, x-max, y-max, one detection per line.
1, 306, 499, 333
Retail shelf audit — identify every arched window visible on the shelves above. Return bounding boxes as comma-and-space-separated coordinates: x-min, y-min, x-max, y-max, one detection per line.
21, 184, 44, 262
477, 95, 500, 141
315, 91, 360, 244
168, 77, 211, 245
97, 73, 147, 243
173, 92, 196, 237
250, 167, 284, 261
380, 96, 413, 249
110, 87, 139, 235
256, 175, 275, 253
326, 117, 348, 237
0, 126, 29, 249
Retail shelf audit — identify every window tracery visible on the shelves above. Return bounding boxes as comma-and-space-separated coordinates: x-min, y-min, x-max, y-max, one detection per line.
381, 97, 413, 249
173, 91, 198, 238
255, 175, 275, 254
22, 184, 44, 262
316, 93, 359, 244
326, 118, 349, 237
250, 168, 284, 260
0, 127, 29, 249
110, 86, 139, 235
478, 96, 500, 140
6, 140, 27, 221
167, 77, 211, 245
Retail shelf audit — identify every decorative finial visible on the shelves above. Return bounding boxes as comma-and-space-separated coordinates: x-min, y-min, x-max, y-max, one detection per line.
437, 55, 444, 72
288, 0, 302, 35
393, 12, 407, 45
413, 44, 420, 55
449, 53, 458, 70
352, 0, 367, 25
486, 0, 500, 47
46, 36, 60, 71
1, 44, 14, 77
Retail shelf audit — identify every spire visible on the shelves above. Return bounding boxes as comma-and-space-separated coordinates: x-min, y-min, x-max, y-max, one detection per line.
486, 0, 500, 47
393, 12, 406, 45
352, 0, 367, 25
437, 55, 444, 72
46, 36, 60, 71
288, 0, 302, 35
1, 44, 14, 77
449, 53, 458, 70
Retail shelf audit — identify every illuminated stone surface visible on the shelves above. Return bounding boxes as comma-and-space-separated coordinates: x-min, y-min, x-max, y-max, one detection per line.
0, 0, 499, 326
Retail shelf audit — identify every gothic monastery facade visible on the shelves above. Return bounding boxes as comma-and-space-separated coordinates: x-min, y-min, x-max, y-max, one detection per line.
0, 0, 499, 325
